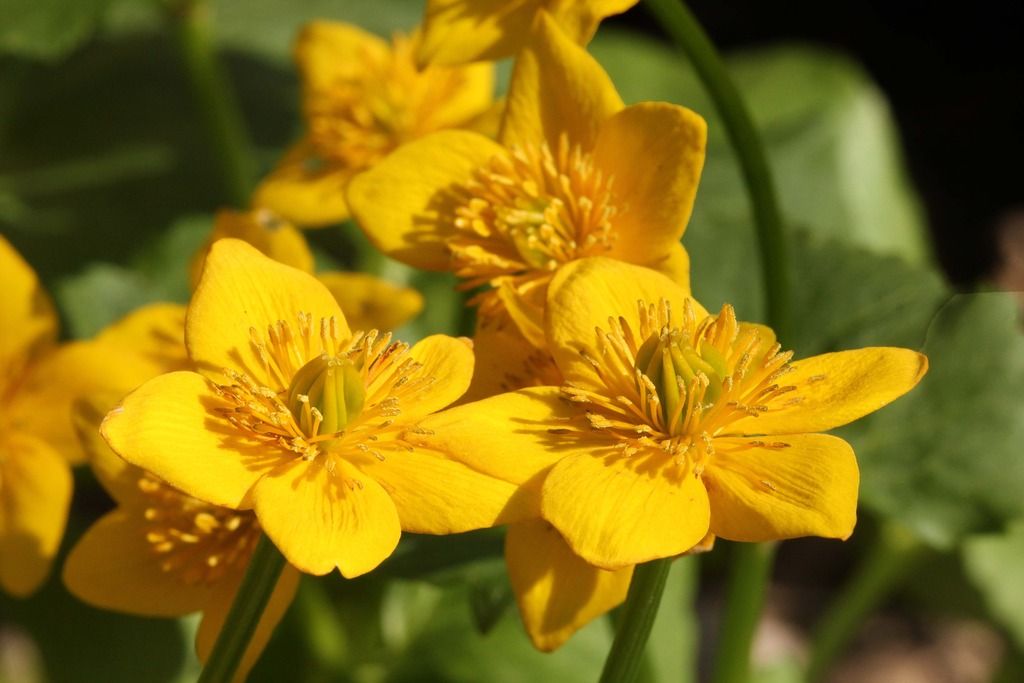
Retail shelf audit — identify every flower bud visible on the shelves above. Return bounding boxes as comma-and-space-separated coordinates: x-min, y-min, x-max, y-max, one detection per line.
286, 354, 366, 438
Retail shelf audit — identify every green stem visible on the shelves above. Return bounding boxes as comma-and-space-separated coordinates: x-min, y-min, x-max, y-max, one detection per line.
170, 0, 255, 207
805, 524, 925, 682
198, 534, 287, 683
644, 0, 790, 337
599, 558, 673, 683
711, 542, 777, 683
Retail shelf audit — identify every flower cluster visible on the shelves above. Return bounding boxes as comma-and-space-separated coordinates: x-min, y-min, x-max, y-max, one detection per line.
1, 0, 928, 675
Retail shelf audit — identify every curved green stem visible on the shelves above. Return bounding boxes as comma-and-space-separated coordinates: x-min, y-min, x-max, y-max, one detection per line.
644, 0, 790, 337
198, 533, 287, 683
711, 542, 777, 683
805, 524, 925, 682
599, 558, 673, 683
170, 0, 255, 207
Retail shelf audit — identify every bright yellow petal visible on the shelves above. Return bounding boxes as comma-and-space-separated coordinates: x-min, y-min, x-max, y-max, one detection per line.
62, 510, 215, 616
400, 334, 475, 420
411, 386, 580, 488
595, 103, 706, 264
0, 434, 72, 596
8, 340, 159, 465
347, 130, 504, 270
426, 60, 497, 131
464, 312, 563, 402
190, 209, 315, 289
187, 238, 346, 389
93, 302, 189, 377
417, 0, 544, 67
546, 257, 707, 387
549, 0, 639, 44
73, 393, 145, 506
506, 519, 632, 652
295, 21, 389, 94
647, 241, 691, 293
0, 235, 56, 381
196, 565, 300, 682
251, 140, 353, 228
252, 459, 400, 578
727, 348, 929, 435
496, 276, 548, 349
101, 371, 274, 509
541, 450, 710, 569
704, 434, 859, 542
357, 445, 525, 534
316, 271, 423, 332
500, 11, 623, 152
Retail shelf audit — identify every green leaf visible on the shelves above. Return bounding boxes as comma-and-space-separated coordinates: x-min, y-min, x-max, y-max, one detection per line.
0, 0, 109, 61
590, 34, 930, 265
963, 519, 1024, 649
848, 294, 1024, 548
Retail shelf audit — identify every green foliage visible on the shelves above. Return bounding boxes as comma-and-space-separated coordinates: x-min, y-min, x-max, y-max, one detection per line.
963, 520, 1024, 650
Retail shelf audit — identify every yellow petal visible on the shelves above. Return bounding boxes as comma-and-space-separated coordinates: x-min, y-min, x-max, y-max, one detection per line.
548, 0, 639, 44
347, 130, 505, 270
424, 60, 497, 131
506, 519, 632, 652
316, 271, 423, 332
727, 348, 929, 435
93, 302, 189, 377
73, 393, 145, 506
252, 459, 400, 577
190, 209, 315, 289
541, 450, 710, 569
496, 276, 548, 349
704, 434, 859, 542
546, 257, 707, 387
594, 103, 706, 264
401, 334, 475, 420
295, 21, 389, 94
0, 235, 57, 380
464, 312, 563, 402
8, 340, 159, 465
195, 565, 300, 682
417, 0, 544, 67
412, 386, 580, 488
500, 11, 623, 152
357, 445, 525, 534
101, 371, 273, 509
0, 434, 72, 596
251, 140, 353, 228
62, 510, 215, 616
187, 238, 346, 389
647, 241, 691, 293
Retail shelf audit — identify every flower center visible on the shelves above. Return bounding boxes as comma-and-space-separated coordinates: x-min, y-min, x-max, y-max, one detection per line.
448, 136, 618, 293
306, 33, 475, 169
285, 354, 367, 442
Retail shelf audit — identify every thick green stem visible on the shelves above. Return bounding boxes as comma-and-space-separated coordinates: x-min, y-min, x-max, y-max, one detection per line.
805, 524, 925, 682
171, 0, 255, 207
711, 542, 777, 683
599, 558, 673, 683
644, 0, 790, 337
198, 534, 287, 683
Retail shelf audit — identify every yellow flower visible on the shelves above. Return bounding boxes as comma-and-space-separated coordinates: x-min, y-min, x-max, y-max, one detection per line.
101, 239, 522, 577
190, 208, 424, 331
0, 237, 151, 596
348, 12, 705, 390
417, 0, 639, 66
63, 304, 297, 681
253, 21, 495, 227
414, 257, 927, 571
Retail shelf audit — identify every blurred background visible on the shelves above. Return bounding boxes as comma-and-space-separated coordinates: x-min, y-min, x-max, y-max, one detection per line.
2, 1, 1023, 682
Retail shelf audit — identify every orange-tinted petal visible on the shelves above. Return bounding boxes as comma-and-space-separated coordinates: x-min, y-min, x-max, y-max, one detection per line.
727, 348, 929, 436
541, 450, 710, 569
0, 434, 72, 596
506, 519, 632, 651
101, 371, 274, 509
252, 459, 400, 578
317, 271, 423, 332
704, 434, 859, 542
187, 238, 346, 389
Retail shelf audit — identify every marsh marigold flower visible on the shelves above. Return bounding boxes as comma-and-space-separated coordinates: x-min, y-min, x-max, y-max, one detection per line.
253, 21, 495, 227
348, 12, 705, 399
101, 239, 521, 578
414, 258, 928, 571
190, 208, 424, 331
0, 236, 151, 596
417, 0, 639, 66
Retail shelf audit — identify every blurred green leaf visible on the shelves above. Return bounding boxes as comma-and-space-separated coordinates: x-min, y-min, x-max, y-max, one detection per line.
645, 556, 700, 683
0, 0, 109, 61
848, 294, 1024, 548
963, 519, 1024, 649
590, 34, 930, 265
